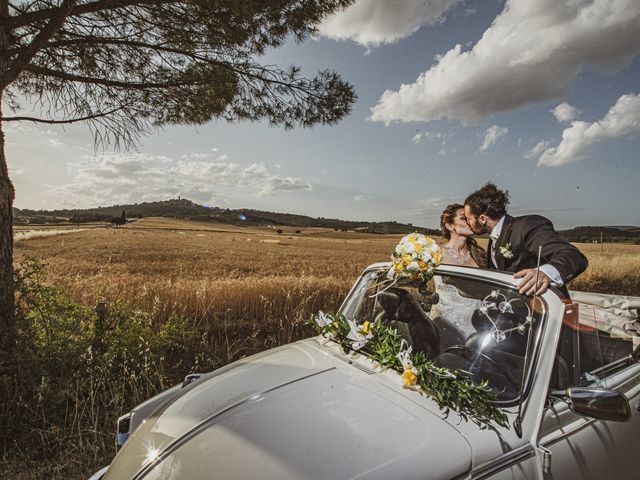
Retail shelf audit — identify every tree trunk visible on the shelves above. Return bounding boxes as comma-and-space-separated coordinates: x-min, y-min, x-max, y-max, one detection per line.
0, 0, 16, 352
0, 119, 15, 353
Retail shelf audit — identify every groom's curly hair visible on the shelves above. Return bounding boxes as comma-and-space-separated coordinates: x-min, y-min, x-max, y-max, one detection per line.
464, 182, 510, 219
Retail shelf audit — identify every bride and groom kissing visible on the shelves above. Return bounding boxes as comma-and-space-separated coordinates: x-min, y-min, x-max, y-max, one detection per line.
439, 182, 588, 297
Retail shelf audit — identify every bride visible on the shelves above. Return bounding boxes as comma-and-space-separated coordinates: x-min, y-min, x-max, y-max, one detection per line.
430, 204, 486, 347
439, 203, 485, 268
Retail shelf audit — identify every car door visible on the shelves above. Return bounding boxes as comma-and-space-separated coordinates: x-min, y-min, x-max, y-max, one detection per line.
537, 301, 640, 479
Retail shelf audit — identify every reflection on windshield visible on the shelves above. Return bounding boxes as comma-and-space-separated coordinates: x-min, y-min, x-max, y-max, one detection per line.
341, 270, 546, 401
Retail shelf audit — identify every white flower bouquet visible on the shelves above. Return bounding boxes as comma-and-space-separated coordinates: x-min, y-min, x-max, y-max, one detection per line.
387, 233, 442, 283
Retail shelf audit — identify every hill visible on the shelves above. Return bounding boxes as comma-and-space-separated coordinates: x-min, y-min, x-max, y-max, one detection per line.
13, 198, 440, 235
14, 199, 639, 241
558, 225, 640, 244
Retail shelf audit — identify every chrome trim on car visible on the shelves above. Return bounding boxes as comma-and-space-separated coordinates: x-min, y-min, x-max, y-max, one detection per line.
87, 466, 109, 480
347, 361, 377, 375
132, 367, 337, 480
470, 444, 535, 479
116, 413, 131, 450
182, 372, 202, 388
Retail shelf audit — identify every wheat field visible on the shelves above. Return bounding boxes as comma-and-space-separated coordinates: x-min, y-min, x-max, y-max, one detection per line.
14, 218, 400, 327
14, 218, 640, 323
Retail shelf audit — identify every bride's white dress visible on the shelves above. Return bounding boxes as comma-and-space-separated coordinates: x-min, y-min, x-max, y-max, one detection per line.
430, 276, 480, 348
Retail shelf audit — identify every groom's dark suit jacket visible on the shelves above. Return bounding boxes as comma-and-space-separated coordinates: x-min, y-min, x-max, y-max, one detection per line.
486, 215, 588, 295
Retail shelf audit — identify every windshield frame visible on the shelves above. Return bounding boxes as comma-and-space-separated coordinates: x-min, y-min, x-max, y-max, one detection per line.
338, 263, 550, 408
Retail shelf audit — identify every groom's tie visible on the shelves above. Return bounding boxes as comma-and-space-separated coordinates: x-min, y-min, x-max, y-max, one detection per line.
489, 234, 499, 268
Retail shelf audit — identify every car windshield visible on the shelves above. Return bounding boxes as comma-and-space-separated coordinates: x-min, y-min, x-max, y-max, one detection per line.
340, 268, 547, 402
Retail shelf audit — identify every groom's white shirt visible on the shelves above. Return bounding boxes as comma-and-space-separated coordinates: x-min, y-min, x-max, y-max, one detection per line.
490, 216, 563, 286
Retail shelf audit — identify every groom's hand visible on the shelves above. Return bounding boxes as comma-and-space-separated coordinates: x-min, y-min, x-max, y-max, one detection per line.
514, 269, 551, 296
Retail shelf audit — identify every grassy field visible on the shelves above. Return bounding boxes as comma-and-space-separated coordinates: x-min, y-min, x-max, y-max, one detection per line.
15, 217, 640, 310
14, 218, 400, 324
12, 216, 640, 361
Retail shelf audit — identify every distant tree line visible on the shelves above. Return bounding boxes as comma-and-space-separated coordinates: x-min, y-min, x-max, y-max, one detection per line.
13, 198, 437, 234
559, 226, 640, 244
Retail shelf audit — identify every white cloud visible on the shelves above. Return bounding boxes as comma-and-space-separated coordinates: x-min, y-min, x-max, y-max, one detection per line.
353, 194, 369, 202
4, 124, 58, 136
524, 140, 550, 159
9, 166, 26, 176
411, 132, 425, 144
256, 176, 312, 197
319, 0, 462, 46
48, 151, 312, 206
538, 93, 640, 167
47, 138, 65, 148
479, 125, 508, 152
411, 130, 453, 145
404, 196, 462, 218
551, 102, 581, 123
370, 0, 640, 124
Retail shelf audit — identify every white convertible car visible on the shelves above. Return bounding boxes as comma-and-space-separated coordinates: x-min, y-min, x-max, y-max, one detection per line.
90, 263, 640, 480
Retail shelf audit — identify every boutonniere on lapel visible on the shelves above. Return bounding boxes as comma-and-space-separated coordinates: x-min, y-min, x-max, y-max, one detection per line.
499, 243, 514, 259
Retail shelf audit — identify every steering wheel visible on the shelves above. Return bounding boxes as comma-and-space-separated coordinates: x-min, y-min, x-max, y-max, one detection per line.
442, 345, 519, 392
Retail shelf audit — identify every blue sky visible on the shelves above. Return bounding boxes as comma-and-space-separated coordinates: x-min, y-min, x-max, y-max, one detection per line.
8, 0, 640, 229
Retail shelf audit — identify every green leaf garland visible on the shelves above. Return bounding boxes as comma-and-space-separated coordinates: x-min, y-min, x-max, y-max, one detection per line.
311, 311, 509, 429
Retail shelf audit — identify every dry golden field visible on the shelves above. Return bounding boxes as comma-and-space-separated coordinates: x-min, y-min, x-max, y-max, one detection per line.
12, 216, 640, 371
14, 218, 399, 332
14, 217, 640, 324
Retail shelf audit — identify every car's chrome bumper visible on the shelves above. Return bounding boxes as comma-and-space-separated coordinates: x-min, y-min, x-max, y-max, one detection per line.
87, 466, 109, 480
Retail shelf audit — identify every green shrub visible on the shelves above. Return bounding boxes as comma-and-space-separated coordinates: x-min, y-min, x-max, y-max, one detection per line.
1, 259, 316, 478
1, 260, 195, 477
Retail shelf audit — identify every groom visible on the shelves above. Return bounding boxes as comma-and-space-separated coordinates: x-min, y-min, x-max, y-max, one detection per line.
463, 183, 588, 296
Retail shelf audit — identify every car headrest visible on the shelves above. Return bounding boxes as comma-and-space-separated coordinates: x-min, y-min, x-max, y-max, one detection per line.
377, 290, 401, 319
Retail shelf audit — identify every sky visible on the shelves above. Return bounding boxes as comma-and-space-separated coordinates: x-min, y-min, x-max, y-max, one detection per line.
7, 0, 640, 229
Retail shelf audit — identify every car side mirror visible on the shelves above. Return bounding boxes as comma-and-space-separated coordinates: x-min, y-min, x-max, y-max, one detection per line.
552, 387, 631, 422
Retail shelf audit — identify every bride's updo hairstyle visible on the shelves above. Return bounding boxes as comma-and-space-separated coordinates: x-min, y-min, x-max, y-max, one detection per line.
440, 203, 486, 267
440, 203, 464, 241
464, 182, 510, 220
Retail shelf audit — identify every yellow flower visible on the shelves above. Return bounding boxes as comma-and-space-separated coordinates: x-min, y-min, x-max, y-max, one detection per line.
432, 251, 442, 264
402, 254, 412, 266
414, 243, 423, 253
418, 261, 427, 271
402, 369, 418, 386
394, 262, 403, 272
361, 321, 372, 334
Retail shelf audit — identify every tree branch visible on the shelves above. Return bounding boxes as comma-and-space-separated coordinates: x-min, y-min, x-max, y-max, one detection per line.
6, 0, 163, 29
1, 105, 125, 123
35, 38, 328, 100
25, 64, 184, 89
0, 0, 76, 89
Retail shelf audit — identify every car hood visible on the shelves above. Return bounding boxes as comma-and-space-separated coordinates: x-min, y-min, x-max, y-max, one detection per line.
104, 340, 472, 480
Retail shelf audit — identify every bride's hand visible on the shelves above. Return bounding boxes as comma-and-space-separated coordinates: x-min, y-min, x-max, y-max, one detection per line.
513, 269, 550, 296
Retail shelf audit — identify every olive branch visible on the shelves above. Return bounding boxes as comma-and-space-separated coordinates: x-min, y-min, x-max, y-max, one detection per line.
311, 312, 509, 429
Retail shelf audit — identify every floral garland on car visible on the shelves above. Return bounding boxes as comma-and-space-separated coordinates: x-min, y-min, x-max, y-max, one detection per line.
311, 233, 509, 429
312, 311, 509, 429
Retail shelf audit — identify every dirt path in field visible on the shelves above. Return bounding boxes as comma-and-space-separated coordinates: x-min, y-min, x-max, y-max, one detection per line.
14, 228, 96, 241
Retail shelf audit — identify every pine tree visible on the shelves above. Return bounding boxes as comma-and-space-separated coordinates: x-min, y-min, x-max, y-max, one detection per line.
0, 0, 356, 349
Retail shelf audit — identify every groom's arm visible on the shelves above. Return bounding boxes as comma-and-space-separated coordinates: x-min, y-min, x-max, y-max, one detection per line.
521, 215, 588, 284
